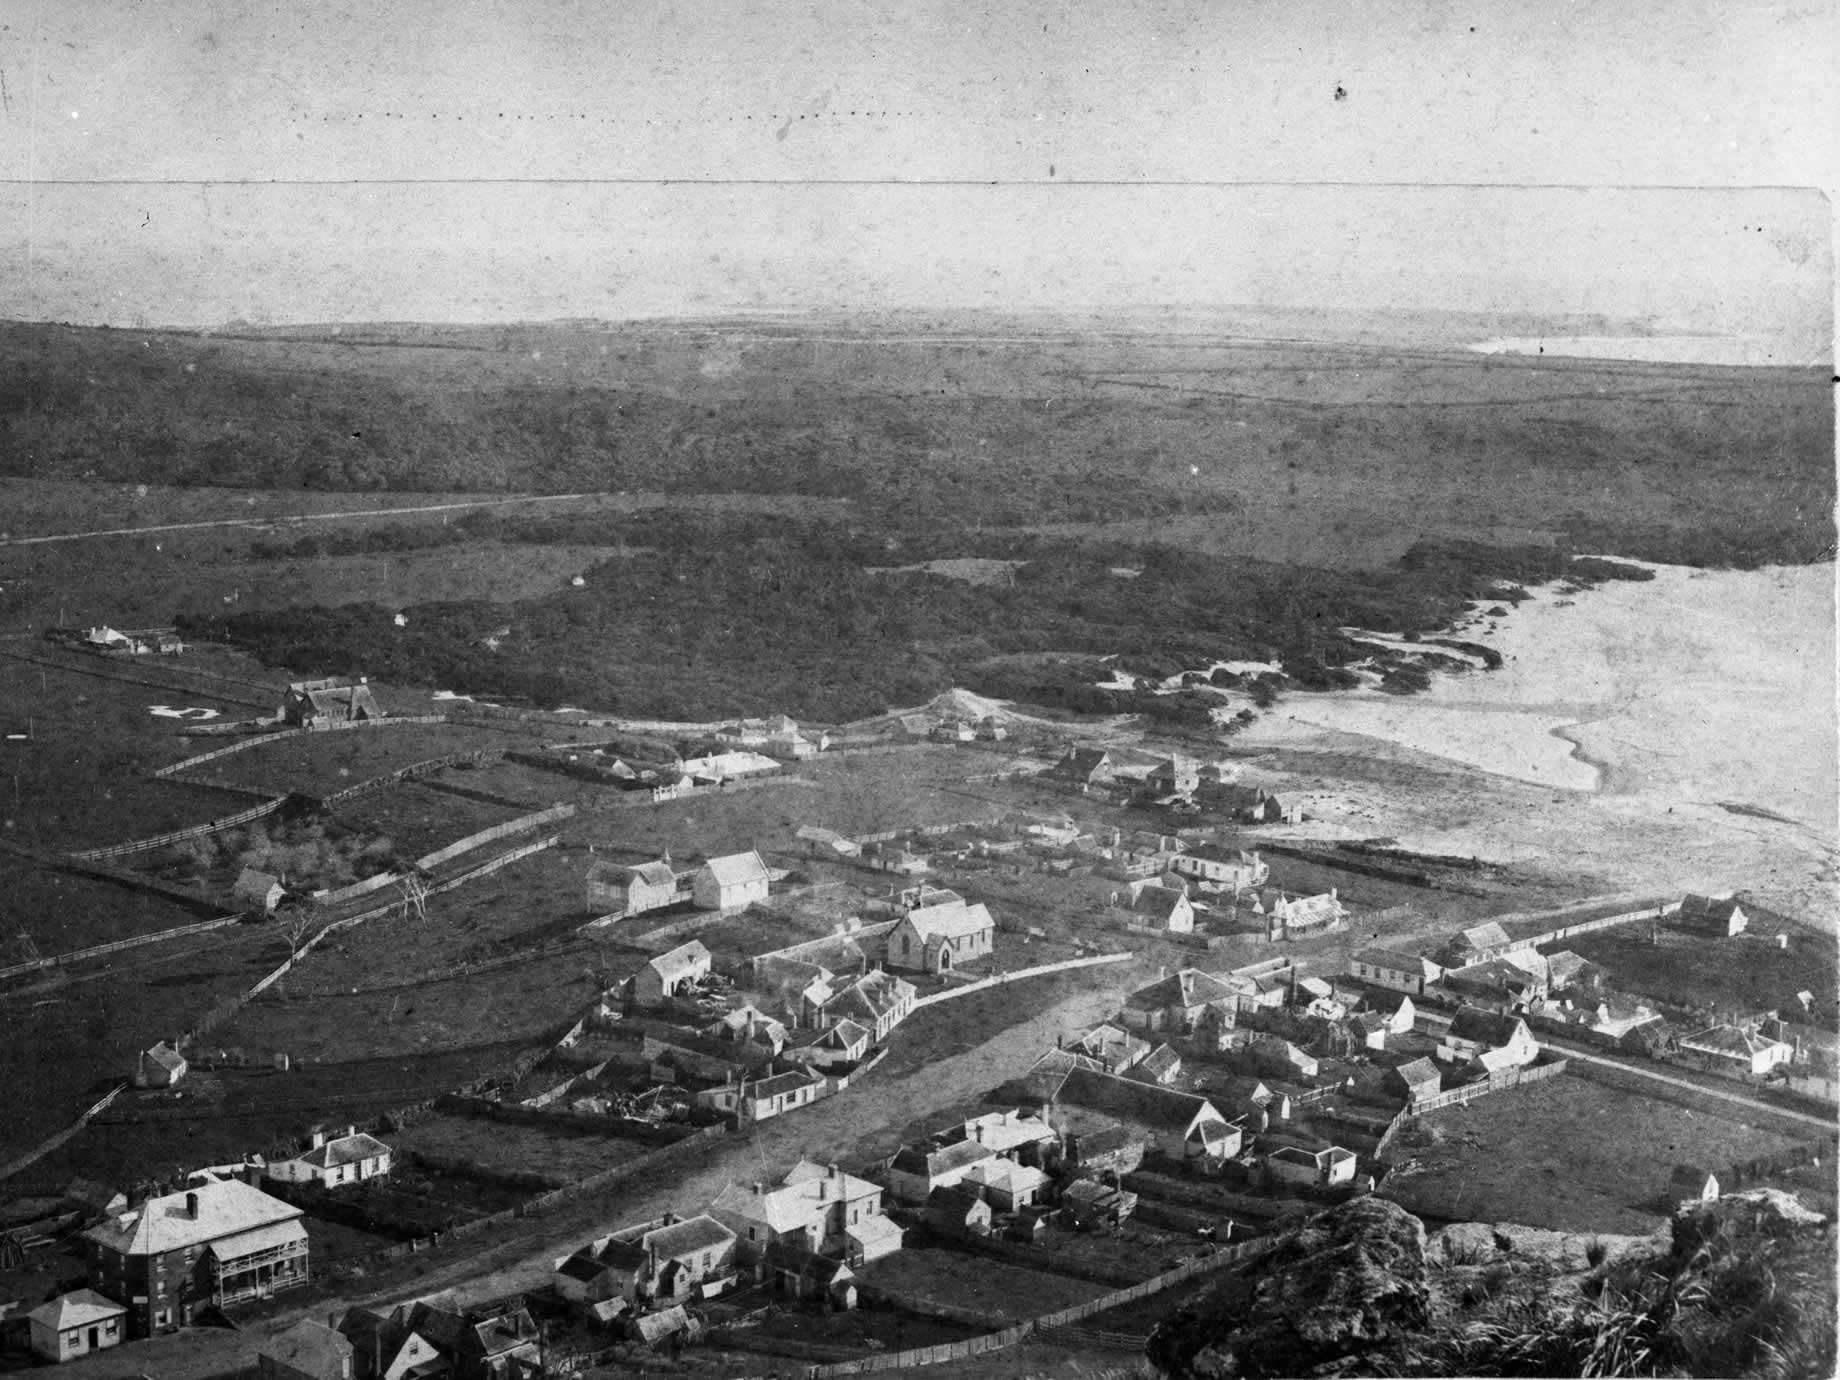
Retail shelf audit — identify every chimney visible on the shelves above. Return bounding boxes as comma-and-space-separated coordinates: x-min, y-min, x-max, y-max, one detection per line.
185, 1191, 199, 1219
828, 1162, 839, 1178
752, 1182, 763, 1196
311, 1130, 327, 1150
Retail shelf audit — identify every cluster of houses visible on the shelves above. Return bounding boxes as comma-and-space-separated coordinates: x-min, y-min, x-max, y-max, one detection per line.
1044, 750, 1300, 825
21, 1127, 398, 1362
56, 625, 187, 657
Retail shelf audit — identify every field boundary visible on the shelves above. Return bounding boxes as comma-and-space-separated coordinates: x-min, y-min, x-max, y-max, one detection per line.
1408, 1057, 1569, 1114
0, 912, 247, 984
911, 951, 1133, 1009
0, 1082, 127, 1182
66, 794, 290, 861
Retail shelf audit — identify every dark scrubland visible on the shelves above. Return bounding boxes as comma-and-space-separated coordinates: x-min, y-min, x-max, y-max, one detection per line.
1, 316, 1830, 722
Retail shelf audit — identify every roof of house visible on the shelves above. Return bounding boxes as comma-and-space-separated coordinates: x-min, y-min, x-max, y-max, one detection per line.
628, 861, 679, 888
961, 1159, 1049, 1194
1275, 892, 1344, 925
1447, 1008, 1531, 1047
28, 1289, 126, 1332
1353, 948, 1441, 976
1447, 958, 1544, 992
1128, 1044, 1183, 1083
1544, 950, 1599, 987
1125, 967, 1237, 1012
1051, 748, 1111, 779
1055, 1066, 1227, 1136
644, 1214, 735, 1261
1680, 1024, 1787, 1059
632, 1306, 691, 1344
258, 1321, 354, 1377
142, 1040, 187, 1071
83, 1178, 302, 1257
289, 1131, 392, 1170
63, 1177, 125, 1213
1361, 989, 1414, 1016
1350, 1012, 1388, 1037
926, 1185, 989, 1219
1455, 921, 1513, 952
823, 969, 915, 1025
644, 940, 712, 986
902, 897, 996, 942
1133, 885, 1190, 921
1180, 844, 1262, 867
700, 851, 772, 887
1679, 894, 1744, 921
235, 867, 282, 895
1070, 1023, 1149, 1063
712, 1161, 880, 1234
953, 1109, 1056, 1155
1393, 1056, 1442, 1091
746, 1071, 823, 1101
891, 1137, 993, 1181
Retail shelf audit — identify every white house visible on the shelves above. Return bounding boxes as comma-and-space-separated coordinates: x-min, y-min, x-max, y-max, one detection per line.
28, 1291, 126, 1364
1264, 1145, 1358, 1189
1132, 884, 1195, 934
1168, 846, 1268, 892
1438, 1008, 1539, 1069
887, 888, 996, 973
267, 1129, 393, 1189
234, 868, 287, 914
135, 1041, 188, 1089
1678, 1023, 1793, 1076
692, 851, 772, 911
633, 941, 713, 1006
1350, 948, 1443, 996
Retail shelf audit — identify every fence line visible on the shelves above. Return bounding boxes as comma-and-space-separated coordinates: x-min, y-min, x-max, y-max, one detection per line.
1407, 1058, 1569, 1114
413, 803, 575, 871
313, 750, 505, 807
66, 795, 290, 861
912, 951, 1133, 1009
0, 912, 247, 983
153, 730, 299, 777
0, 1083, 127, 1182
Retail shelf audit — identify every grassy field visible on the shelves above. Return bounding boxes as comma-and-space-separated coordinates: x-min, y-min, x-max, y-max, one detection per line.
1381, 1074, 1807, 1234
2, 862, 213, 953
390, 1113, 660, 1183
1563, 922, 1840, 1022
326, 781, 527, 865
855, 1244, 1110, 1323
181, 721, 516, 797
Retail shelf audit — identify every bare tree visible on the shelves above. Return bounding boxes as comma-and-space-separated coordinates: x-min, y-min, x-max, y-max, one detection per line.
399, 872, 430, 924
279, 904, 315, 959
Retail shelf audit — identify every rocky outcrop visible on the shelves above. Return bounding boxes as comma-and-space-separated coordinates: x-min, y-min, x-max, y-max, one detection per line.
1146, 1197, 1430, 1378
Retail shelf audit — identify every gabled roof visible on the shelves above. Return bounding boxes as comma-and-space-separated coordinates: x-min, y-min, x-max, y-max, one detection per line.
1680, 1024, 1787, 1059
628, 861, 679, 888
1669, 1164, 1717, 1191
1544, 950, 1599, 988
83, 1178, 302, 1257
1393, 1057, 1442, 1091
290, 1130, 391, 1169
28, 1289, 125, 1332
644, 940, 712, 986
901, 897, 996, 942
1055, 1066, 1227, 1136
235, 867, 282, 896
645, 1214, 735, 1261
141, 1040, 187, 1071
745, 1071, 822, 1101
1126, 968, 1236, 1012
1127, 1044, 1182, 1082
1455, 921, 1513, 952
1447, 1008, 1531, 1047
1133, 885, 1190, 920
1069, 1023, 1148, 1063
258, 1321, 354, 1378
700, 851, 771, 887
712, 1161, 879, 1234
823, 969, 914, 1025
1051, 748, 1111, 780
1679, 894, 1744, 921
891, 1137, 992, 1180
926, 1184, 989, 1219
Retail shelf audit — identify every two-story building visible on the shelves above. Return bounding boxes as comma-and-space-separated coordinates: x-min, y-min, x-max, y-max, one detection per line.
82, 1179, 308, 1336
553, 1214, 739, 1318
710, 1160, 903, 1268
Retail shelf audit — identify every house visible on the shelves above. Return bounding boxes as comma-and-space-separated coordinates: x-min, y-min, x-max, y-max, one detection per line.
82, 1178, 308, 1336
259, 1320, 355, 1380
633, 941, 713, 1007
707, 1005, 789, 1056
1264, 1145, 1358, 1189
924, 1186, 992, 1237
762, 1242, 857, 1309
1362, 991, 1416, 1036
1246, 1036, 1319, 1080
1259, 889, 1346, 940
135, 1040, 188, 1089
1059, 1123, 1146, 1178
816, 969, 916, 1043
235, 868, 287, 914
1666, 1166, 1721, 1211
1678, 1023, 1793, 1076
1120, 968, 1240, 1034
888, 1138, 993, 1205
63, 1178, 128, 1218
555, 1215, 738, 1314
1169, 846, 1268, 892
1034, 1066, 1240, 1162
1438, 1008, 1539, 1069
692, 850, 773, 911
267, 1128, 393, 1189
1061, 1179, 1137, 1230
959, 1159, 1050, 1213
784, 1019, 871, 1071
681, 750, 782, 783
1064, 1023, 1151, 1074
710, 1160, 902, 1267
1347, 1012, 1390, 1051
405, 1300, 540, 1380
731, 1071, 826, 1125
929, 720, 976, 744
1125, 1043, 1183, 1086
1442, 921, 1519, 966
975, 717, 1008, 741
1350, 948, 1442, 996
27, 1290, 126, 1364
1132, 884, 1196, 934
887, 889, 997, 973
1197, 781, 1286, 824
1677, 894, 1749, 937
338, 1305, 446, 1380
1443, 957, 1548, 1010
1046, 748, 1112, 789
282, 678, 382, 729
1543, 950, 1609, 995
585, 860, 681, 917
1144, 756, 1200, 796
1389, 1057, 1443, 1105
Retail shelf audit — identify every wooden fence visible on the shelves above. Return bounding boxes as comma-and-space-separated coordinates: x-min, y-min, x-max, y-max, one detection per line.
0, 912, 247, 983
153, 730, 298, 777
313, 749, 505, 807
0, 1082, 127, 1182
66, 794, 290, 861
1407, 1058, 1569, 1114
413, 802, 575, 870
792, 1236, 1273, 1377
911, 951, 1133, 1009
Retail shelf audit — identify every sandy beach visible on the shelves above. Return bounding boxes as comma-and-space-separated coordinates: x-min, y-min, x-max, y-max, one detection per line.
1244, 561, 1837, 925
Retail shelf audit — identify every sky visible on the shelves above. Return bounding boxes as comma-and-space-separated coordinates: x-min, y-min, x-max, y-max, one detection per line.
0, 0, 1831, 355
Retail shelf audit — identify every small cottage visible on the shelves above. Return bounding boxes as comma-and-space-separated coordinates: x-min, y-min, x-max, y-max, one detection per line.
27, 1291, 126, 1364
134, 1040, 188, 1089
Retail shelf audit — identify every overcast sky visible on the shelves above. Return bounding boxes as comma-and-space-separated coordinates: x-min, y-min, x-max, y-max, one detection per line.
0, 0, 1831, 354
